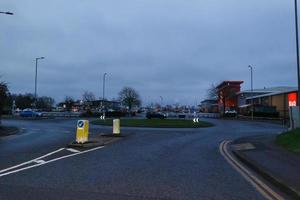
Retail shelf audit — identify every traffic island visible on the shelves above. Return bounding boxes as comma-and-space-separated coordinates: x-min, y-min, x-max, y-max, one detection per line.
0, 126, 19, 137
91, 118, 214, 128
68, 133, 128, 149
231, 135, 300, 199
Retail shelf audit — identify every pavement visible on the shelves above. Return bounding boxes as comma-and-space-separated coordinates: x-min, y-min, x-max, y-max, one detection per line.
231, 134, 300, 199
0, 118, 287, 200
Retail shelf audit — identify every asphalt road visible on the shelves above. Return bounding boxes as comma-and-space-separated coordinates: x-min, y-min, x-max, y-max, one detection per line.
0, 118, 285, 200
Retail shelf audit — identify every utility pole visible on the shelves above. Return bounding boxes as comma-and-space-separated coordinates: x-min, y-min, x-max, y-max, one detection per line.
34, 57, 45, 108
101, 73, 107, 118
248, 65, 254, 120
294, 0, 300, 126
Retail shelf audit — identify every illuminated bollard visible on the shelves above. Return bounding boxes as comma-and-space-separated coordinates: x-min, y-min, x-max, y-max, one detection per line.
113, 119, 120, 135
76, 120, 89, 143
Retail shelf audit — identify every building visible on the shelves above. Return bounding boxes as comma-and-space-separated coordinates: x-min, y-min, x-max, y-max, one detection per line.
216, 81, 243, 114
237, 87, 298, 119
199, 99, 218, 113
214, 81, 298, 119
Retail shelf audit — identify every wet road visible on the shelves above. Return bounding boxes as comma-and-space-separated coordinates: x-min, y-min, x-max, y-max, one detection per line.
0, 118, 284, 200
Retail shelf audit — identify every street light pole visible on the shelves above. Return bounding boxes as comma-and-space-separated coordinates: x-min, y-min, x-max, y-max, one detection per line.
294, 0, 300, 124
0, 11, 13, 15
159, 96, 163, 110
248, 65, 254, 120
34, 57, 45, 108
101, 73, 107, 117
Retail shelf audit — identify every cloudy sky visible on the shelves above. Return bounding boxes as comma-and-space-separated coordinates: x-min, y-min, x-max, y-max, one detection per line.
0, 0, 298, 105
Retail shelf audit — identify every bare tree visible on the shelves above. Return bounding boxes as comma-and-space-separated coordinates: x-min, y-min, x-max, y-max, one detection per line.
206, 83, 218, 100
118, 87, 141, 111
82, 91, 95, 102
0, 81, 9, 125
64, 96, 75, 111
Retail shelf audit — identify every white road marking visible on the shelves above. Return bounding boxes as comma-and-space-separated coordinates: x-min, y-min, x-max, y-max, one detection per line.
0, 148, 65, 174
0, 146, 104, 178
219, 140, 284, 200
66, 148, 80, 153
34, 160, 46, 164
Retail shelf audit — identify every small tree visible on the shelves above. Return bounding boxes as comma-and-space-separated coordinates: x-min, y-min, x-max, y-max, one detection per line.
64, 96, 74, 111
82, 91, 95, 102
118, 87, 141, 111
36, 96, 55, 111
206, 83, 218, 100
13, 93, 35, 109
0, 81, 9, 125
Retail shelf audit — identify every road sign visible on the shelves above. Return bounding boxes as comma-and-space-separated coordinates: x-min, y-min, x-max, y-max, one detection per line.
76, 120, 89, 143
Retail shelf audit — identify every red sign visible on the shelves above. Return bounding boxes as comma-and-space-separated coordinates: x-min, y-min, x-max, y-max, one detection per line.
288, 93, 297, 107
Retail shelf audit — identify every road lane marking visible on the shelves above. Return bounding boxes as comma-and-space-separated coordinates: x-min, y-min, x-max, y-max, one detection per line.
219, 140, 284, 200
0, 146, 104, 178
34, 160, 46, 164
66, 148, 80, 153
0, 148, 65, 174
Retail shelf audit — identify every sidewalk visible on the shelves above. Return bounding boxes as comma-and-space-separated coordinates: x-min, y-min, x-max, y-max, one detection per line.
231, 134, 300, 199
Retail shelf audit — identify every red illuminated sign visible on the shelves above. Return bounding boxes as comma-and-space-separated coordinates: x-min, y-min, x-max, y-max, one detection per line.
288, 93, 297, 107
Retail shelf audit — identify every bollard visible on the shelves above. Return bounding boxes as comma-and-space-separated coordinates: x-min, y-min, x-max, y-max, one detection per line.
113, 119, 120, 135
76, 120, 89, 143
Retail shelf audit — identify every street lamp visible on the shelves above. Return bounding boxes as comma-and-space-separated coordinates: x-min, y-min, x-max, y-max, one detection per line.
0, 11, 13, 15
248, 65, 254, 120
34, 57, 45, 108
101, 73, 107, 117
159, 96, 163, 110
294, 0, 300, 124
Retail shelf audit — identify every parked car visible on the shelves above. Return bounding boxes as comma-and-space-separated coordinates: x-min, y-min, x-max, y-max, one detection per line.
20, 109, 43, 117
146, 112, 166, 119
224, 110, 237, 117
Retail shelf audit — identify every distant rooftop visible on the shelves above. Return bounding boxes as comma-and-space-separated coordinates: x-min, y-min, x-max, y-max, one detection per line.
216, 81, 244, 89
240, 86, 297, 94
242, 86, 298, 100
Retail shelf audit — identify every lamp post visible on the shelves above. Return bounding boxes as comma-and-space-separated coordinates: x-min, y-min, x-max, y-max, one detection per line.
294, 0, 300, 124
0, 11, 13, 15
159, 96, 163, 111
101, 73, 107, 117
248, 65, 254, 120
34, 57, 45, 108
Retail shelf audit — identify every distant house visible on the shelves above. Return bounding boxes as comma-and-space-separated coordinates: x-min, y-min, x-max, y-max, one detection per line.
199, 99, 218, 113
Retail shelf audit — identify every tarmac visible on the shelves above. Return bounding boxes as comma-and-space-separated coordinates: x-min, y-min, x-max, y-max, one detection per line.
231, 134, 300, 199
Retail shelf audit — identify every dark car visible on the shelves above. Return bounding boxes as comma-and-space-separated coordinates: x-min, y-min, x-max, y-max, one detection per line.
146, 112, 166, 119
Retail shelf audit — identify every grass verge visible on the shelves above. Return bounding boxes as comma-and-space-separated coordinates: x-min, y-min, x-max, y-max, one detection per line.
91, 118, 213, 128
276, 128, 300, 154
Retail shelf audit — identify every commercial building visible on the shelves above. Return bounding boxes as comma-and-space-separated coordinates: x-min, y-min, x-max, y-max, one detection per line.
215, 81, 298, 119
216, 81, 243, 114
237, 87, 298, 119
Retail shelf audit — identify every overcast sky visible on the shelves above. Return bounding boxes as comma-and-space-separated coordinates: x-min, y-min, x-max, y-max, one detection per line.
0, 0, 298, 105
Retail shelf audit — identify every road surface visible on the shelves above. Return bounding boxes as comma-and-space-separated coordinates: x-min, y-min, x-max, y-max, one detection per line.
0, 118, 285, 200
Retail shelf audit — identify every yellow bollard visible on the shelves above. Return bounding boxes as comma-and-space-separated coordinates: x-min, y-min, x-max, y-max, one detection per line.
113, 119, 120, 135
76, 120, 89, 143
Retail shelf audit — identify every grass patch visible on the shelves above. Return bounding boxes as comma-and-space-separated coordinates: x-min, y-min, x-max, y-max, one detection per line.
276, 128, 300, 154
91, 118, 213, 128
